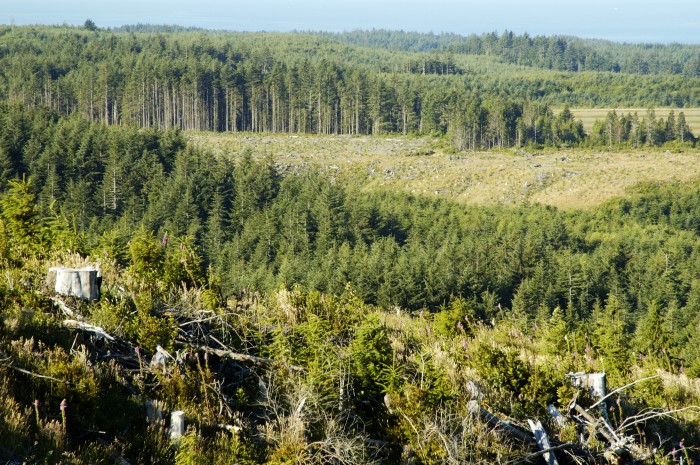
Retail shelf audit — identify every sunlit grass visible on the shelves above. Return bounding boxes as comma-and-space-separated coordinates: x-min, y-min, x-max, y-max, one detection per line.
189, 131, 700, 210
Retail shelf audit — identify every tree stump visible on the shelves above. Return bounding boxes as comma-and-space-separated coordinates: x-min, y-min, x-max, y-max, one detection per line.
170, 411, 185, 442
47, 267, 100, 301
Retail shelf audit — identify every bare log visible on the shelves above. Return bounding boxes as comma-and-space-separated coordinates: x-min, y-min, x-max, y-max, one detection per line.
51, 297, 81, 319
527, 419, 559, 465
2, 362, 83, 387
467, 400, 534, 444
546, 404, 568, 429
63, 319, 115, 341
199, 345, 304, 372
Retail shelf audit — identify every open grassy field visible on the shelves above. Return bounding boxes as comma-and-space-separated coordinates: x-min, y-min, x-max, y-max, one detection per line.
189, 132, 700, 210
564, 108, 700, 134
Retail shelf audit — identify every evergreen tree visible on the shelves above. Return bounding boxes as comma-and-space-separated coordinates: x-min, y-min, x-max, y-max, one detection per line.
0, 177, 42, 257
593, 294, 630, 379
633, 300, 671, 366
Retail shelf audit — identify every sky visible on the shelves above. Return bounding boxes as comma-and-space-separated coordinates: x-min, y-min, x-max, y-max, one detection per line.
3, 0, 700, 44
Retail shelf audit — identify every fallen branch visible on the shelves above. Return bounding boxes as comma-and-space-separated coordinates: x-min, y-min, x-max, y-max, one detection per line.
398, 410, 427, 458
179, 313, 238, 327
618, 405, 700, 431
467, 400, 535, 444
573, 404, 618, 445
52, 296, 82, 319
2, 362, 83, 387
505, 442, 576, 465
63, 319, 115, 341
198, 345, 304, 372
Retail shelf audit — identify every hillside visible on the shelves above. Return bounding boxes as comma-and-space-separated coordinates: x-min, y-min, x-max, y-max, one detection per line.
1, 25, 700, 465
1, 173, 700, 464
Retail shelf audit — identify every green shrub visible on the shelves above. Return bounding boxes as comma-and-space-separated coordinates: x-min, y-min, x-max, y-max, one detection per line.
432, 296, 473, 339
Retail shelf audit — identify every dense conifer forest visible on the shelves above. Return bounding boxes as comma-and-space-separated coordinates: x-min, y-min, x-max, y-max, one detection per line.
0, 24, 700, 464
0, 25, 697, 148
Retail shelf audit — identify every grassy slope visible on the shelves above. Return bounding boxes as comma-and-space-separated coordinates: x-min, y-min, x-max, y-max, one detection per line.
189, 132, 700, 210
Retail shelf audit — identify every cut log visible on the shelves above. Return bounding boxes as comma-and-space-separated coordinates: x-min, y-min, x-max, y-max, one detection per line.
573, 404, 618, 445
528, 419, 559, 465
48, 266, 100, 301
467, 400, 534, 444
198, 345, 304, 371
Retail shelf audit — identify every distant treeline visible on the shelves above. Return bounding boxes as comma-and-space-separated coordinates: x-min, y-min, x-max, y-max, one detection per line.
0, 26, 697, 149
325, 29, 700, 77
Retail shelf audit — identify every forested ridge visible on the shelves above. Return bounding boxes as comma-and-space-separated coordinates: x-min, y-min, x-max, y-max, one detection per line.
1, 23, 700, 465
0, 25, 698, 151
323, 29, 700, 77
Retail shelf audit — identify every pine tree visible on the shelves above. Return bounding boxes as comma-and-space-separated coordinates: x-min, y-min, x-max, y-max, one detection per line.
676, 111, 693, 143
633, 301, 671, 366
544, 306, 570, 357
592, 294, 630, 378
0, 177, 41, 258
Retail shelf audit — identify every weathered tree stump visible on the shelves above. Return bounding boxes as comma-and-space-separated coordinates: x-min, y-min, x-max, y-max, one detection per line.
170, 411, 185, 442
568, 372, 606, 399
47, 267, 100, 301
568, 372, 610, 423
